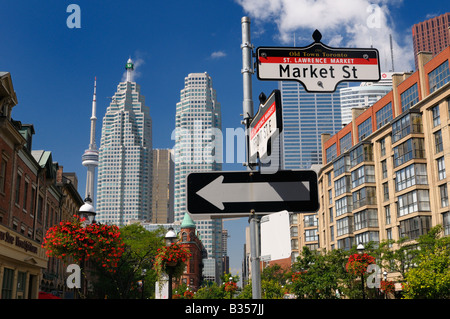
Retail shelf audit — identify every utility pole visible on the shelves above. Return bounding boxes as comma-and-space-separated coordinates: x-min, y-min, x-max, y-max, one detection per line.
241, 16, 261, 299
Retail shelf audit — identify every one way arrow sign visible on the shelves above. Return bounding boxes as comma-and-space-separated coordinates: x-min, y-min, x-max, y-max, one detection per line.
187, 170, 319, 217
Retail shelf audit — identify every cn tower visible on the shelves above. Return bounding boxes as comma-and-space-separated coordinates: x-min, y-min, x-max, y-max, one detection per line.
81, 77, 99, 203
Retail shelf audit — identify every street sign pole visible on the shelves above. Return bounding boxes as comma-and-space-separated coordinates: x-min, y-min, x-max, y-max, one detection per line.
241, 16, 261, 299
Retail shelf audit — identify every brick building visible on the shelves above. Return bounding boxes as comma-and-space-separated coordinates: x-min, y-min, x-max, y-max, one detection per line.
315, 46, 449, 286
176, 212, 206, 291
0, 72, 83, 298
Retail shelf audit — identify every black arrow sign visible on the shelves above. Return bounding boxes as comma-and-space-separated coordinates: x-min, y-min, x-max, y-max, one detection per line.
187, 170, 319, 216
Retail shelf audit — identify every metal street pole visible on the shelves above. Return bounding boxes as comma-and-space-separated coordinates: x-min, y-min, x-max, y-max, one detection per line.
241, 16, 261, 299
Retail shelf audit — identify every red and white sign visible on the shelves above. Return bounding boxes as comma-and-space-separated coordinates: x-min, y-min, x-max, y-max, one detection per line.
257, 44, 381, 93
249, 90, 282, 163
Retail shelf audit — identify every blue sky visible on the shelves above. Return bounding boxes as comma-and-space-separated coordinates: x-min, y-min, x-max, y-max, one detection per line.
1, 0, 448, 276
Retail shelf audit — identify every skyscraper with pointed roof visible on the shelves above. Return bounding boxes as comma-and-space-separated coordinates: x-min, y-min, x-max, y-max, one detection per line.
95, 59, 153, 226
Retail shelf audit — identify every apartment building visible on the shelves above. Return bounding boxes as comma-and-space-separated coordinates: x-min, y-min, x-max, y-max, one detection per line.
317, 48, 450, 251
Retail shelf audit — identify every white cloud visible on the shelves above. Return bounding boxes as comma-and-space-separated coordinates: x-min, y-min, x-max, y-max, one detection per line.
211, 51, 227, 59
236, 0, 414, 71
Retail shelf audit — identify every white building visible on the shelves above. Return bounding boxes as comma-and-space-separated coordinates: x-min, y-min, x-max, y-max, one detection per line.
339, 72, 393, 126
173, 72, 223, 283
95, 59, 153, 226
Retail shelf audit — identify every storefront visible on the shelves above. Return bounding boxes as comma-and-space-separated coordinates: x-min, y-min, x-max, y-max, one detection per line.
0, 225, 47, 299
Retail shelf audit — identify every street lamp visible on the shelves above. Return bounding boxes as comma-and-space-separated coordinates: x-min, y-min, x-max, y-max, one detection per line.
77, 196, 96, 298
356, 243, 366, 299
165, 227, 178, 299
79, 196, 96, 226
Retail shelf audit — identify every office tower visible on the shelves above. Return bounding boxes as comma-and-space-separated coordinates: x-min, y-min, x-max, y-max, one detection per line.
81, 77, 99, 202
173, 72, 222, 283
151, 149, 174, 224
279, 81, 348, 170
96, 59, 153, 226
340, 72, 393, 126
412, 12, 450, 69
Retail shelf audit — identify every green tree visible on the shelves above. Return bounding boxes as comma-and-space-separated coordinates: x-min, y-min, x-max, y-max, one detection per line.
194, 282, 226, 299
402, 225, 450, 299
403, 245, 450, 298
92, 224, 165, 299
291, 247, 350, 299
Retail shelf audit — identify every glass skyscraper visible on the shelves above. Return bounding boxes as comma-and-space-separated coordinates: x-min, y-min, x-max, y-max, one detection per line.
279, 81, 348, 170
173, 72, 223, 283
96, 59, 153, 226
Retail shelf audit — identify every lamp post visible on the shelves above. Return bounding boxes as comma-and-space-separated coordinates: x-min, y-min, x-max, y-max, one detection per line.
79, 196, 96, 226
357, 243, 366, 299
77, 196, 96, 298
383, 271, 388, 299
165, 227, 177, 299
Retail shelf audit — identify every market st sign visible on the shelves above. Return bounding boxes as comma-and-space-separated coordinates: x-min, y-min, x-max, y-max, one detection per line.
256, 30, 381, 93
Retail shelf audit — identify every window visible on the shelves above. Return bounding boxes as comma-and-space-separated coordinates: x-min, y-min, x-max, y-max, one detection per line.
337, 217, 353, 236
340, 133, 352, 154
439, 184, 448, 208
381, 160, 387, 179
400, 83, 419, 112
305, 229, 318, 242
333, 155, 350, 178
352, 186, 376, 210
358, 117, 372, 141
437, 157, 446, 180
397, 189, 430, 217
354, 209, 378, 230
393, 138, 425, 167
428, 60, 449, 93
350, 144, 373, 167
383, 182, 389, 201
434, 130, 443, 153
355, 231, 379, 244
351, 165, 375, 189
304, 215, 318, 227
399, 216, 431, 240
326, 143, 337, 163
15, 174, 21, 205
392, 113, 422, 143
395, 163, 428, 191
335, 175, 350, 197
1, 268, 14, 299
444, 212, 450, 236
0, 158, 6, 193
23, 181, 29, 211
336, 196, 352, 217
376, 102, 393, 128
380, 137, 386, 156
432, 105, 440, 127
385, 205, 391, 224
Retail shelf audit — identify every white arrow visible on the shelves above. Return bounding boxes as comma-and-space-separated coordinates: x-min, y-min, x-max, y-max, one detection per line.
196, 175, 310, 210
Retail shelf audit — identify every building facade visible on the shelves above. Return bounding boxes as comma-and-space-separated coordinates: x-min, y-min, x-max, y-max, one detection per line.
318, 48, 450, 254
412, 12, 450, 70
173, 72, 223, 283
339, 72, 393, 126
96, 59, 153, 226
151, 149, 174, 224
176, 212, 206, 291
0, 72, 84, 299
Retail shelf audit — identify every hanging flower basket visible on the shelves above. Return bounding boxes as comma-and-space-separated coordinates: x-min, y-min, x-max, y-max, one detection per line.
345, 253, 376, 275
380, 280, 395, 294
154, 243, 191, 281
41, 215, 124, 273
